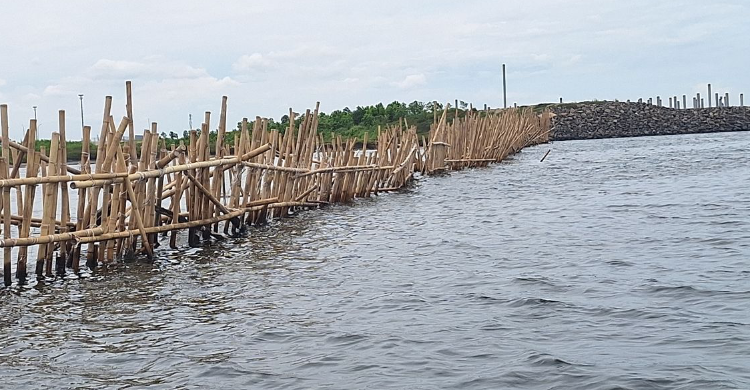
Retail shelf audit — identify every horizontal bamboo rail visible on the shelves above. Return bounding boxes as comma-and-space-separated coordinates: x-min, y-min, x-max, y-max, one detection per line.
0, 86, 550, 286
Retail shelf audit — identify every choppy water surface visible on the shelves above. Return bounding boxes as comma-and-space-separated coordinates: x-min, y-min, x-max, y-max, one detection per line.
1, 132, 749, 389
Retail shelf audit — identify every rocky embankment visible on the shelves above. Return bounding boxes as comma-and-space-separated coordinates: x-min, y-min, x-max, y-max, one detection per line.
550, 102, 750, 141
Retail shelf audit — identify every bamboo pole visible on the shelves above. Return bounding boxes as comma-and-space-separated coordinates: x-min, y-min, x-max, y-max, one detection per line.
37, 132, 60, 277
0, 105, 8, 162
70, 143, 271, 189
17, 119, 38, 282
124, 166, 153, 259
0, 227, 105, 248
72, 125, 91, 272
1, 157, 10, 286
169, 143, 185, 248
85, 97, 113, 267
58, 110, 71, 271
126, 81, 139, 166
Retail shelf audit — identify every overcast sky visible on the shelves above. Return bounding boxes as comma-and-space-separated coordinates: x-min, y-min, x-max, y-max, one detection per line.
0, 0, 748, 138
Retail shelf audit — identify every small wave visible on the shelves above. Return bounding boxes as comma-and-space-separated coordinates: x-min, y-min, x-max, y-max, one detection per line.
513, 276, 558, 286
525, 351, 578, 367
646, 285, 750, 298
605, 260, 634, 267
507, 297, 567, 308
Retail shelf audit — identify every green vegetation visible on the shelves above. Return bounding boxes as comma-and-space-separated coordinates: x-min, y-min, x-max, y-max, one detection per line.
26, 100, 495, 162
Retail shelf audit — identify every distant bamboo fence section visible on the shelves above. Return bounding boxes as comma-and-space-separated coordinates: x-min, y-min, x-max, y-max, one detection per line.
0, 82, 550, 286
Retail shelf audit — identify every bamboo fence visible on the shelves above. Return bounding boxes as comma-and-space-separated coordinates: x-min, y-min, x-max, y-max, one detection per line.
0, 83, 550, 286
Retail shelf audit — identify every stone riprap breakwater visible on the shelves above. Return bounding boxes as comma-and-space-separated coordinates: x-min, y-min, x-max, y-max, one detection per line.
550, 101, 750, 140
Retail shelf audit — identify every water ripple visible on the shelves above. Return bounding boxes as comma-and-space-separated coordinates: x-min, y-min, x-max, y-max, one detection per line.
1, 132, 750, 389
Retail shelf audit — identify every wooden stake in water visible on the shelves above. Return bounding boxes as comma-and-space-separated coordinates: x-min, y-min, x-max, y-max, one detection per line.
37, 132, 60, 278
1, 157, 11, 287
17, 119, 38, 282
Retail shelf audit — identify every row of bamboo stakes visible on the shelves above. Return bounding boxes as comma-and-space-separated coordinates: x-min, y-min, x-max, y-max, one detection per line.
0, 82, 550, 286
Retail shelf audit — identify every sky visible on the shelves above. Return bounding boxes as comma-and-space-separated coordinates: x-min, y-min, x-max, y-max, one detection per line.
0, 0, 748, 139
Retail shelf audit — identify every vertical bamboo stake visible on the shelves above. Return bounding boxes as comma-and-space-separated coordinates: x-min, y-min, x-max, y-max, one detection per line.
145, 124, 159, 248
115, 145, 132, 258
58, 110, 71, 273
0, 105, 8, 285
170, 142, 185, 248
0, 104, 8, 163
73, 126, 91, 272
105, 147, 125, 262
38, 133, 60, 277
1, 157, 10, 287
213, 97, 228, 230
126, 81, 138, 166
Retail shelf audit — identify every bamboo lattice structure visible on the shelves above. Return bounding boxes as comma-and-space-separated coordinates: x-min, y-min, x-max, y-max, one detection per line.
0, 83, 550, 286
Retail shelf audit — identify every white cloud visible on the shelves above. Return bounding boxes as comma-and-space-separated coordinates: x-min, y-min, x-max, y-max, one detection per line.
89, 58, 208, 80
232, 53, 273, 72
561, 54, 582, 67
394, 74, 427, 89
0, 0, 747, 137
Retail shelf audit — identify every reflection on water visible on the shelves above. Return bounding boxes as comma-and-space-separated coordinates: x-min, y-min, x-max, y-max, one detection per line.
1, 132, 750, 389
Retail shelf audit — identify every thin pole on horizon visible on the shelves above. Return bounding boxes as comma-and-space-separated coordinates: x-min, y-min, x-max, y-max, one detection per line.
33, 106, 37, 120
683, 95, 687, 110
708, 84, 712, 108
78, 94, 84, 130
502, 64, 507, 109
741, 93, 744, 107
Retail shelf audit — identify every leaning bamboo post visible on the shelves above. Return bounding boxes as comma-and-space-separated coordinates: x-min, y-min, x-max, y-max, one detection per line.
10, 130, 29, 180
1, 157, 10, 286
124, 164, 153, 259
97, 116, 125, 261
10, 148, 22, 213
17, 119, 38, 282
38, 133, 60, 278
85, 97, 113, 267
